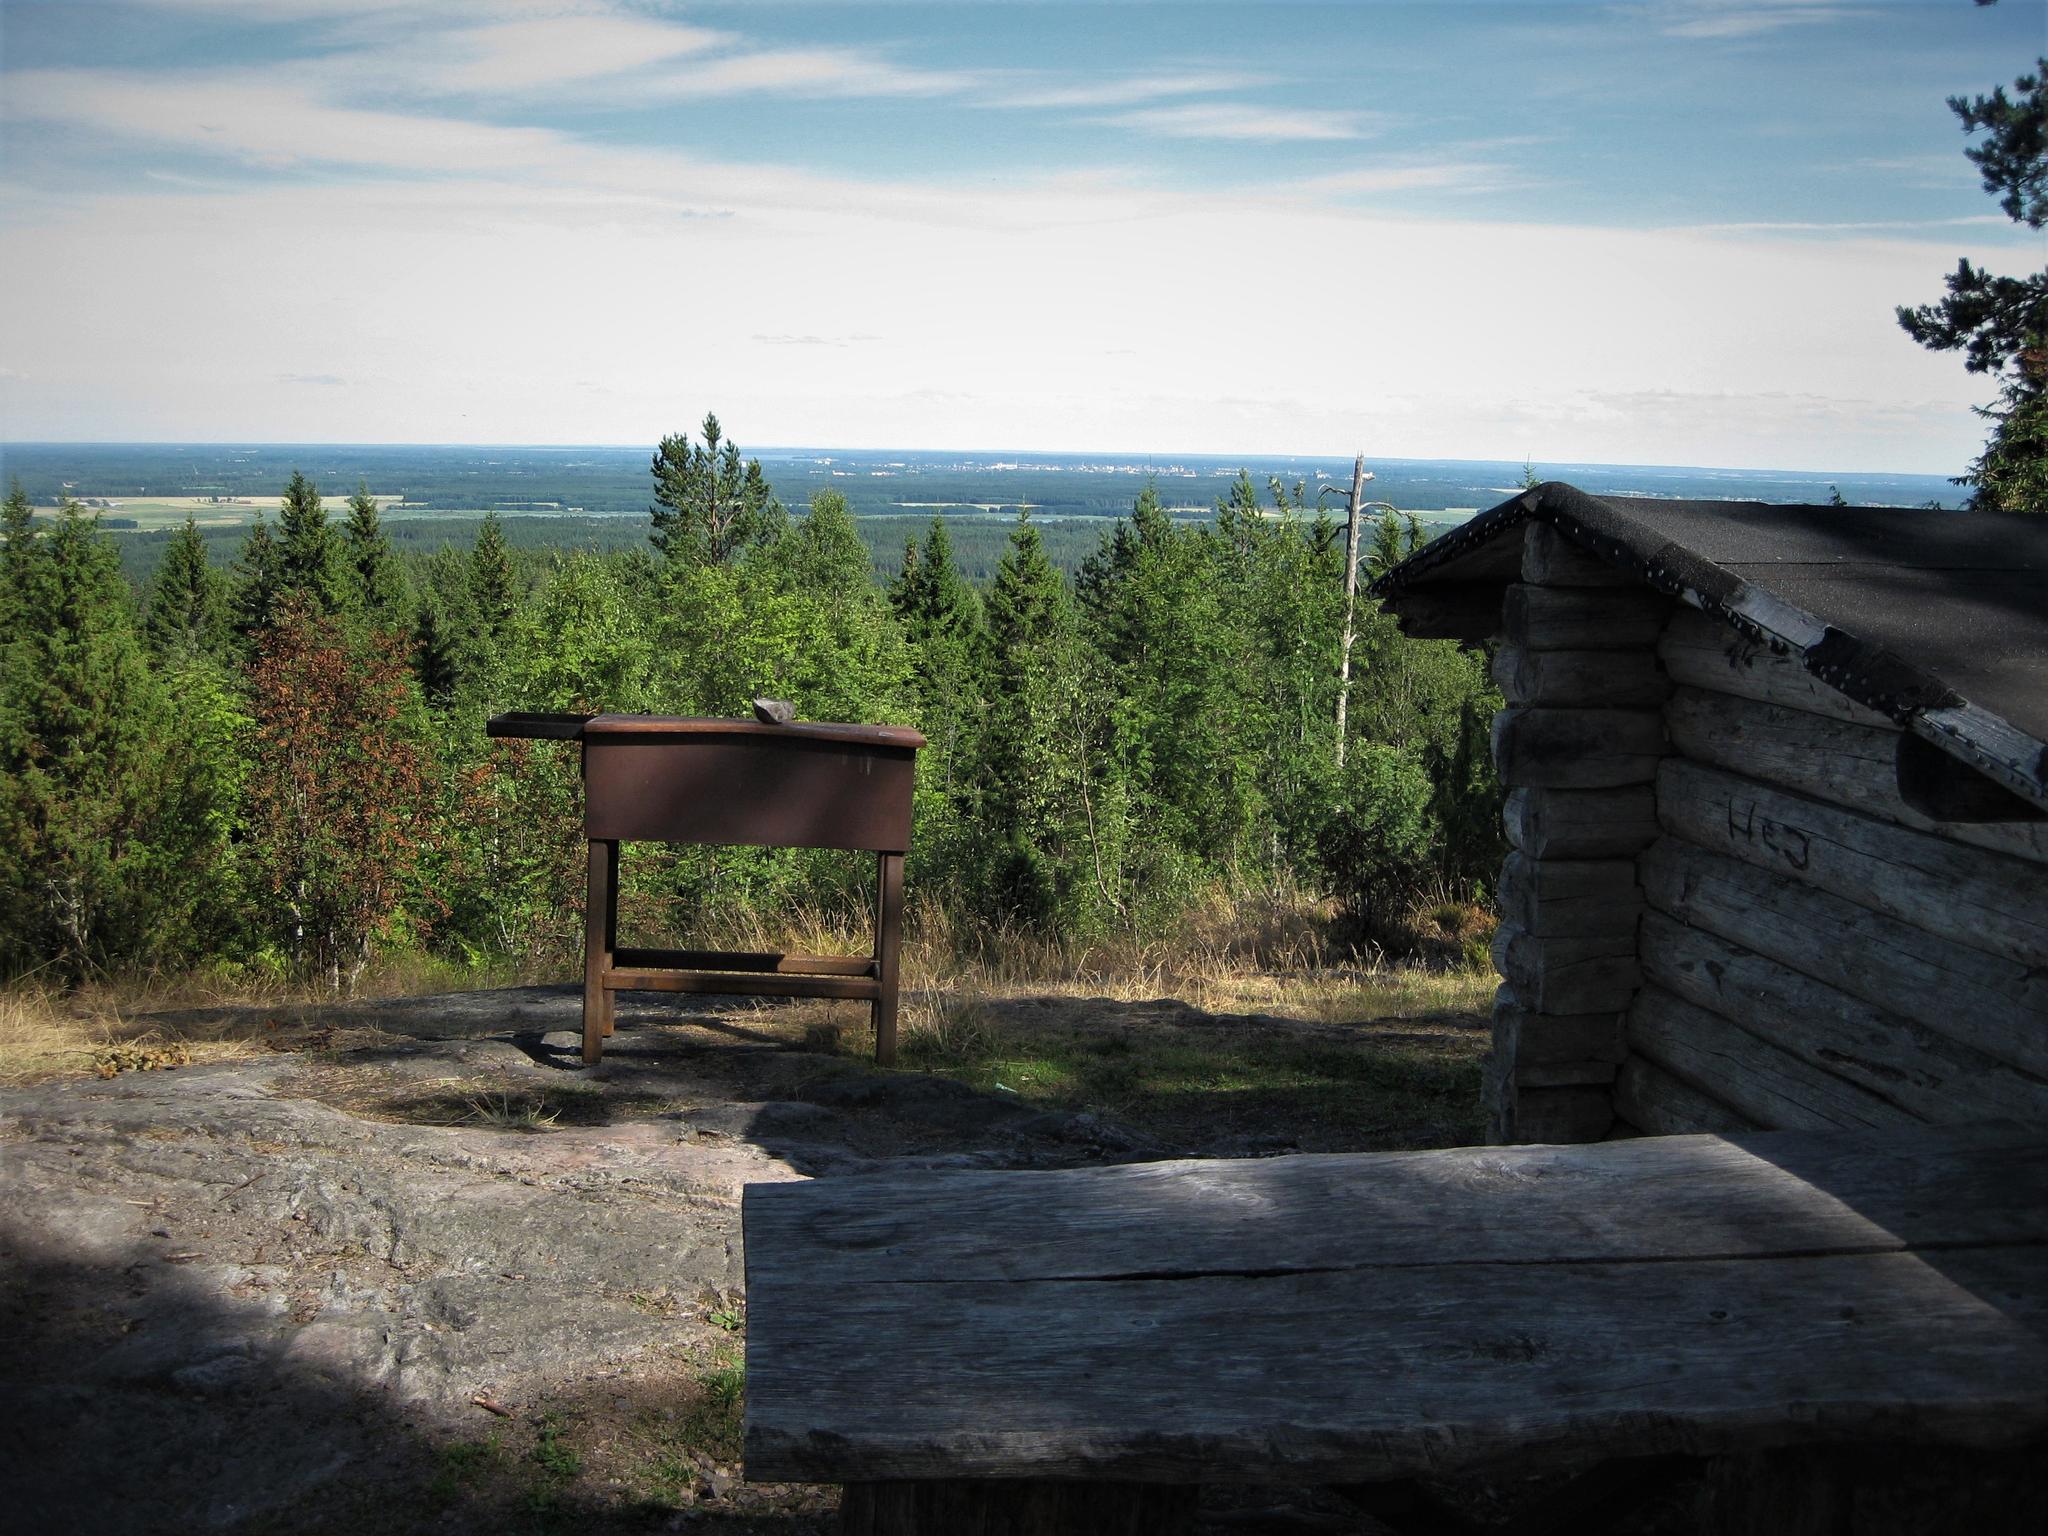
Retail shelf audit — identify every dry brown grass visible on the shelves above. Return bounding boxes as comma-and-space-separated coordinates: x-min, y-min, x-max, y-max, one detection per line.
691, 888, 1495, 1041
0, 986, 267, 1085
2, 887, 1496, 1088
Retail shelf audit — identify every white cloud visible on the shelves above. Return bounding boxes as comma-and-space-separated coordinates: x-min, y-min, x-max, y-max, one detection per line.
626, 46, 977, 102
1295, 161, 1511, 197
988, 71, 1264, 110
0, 152, 2005, 473
1657, 214, 2018, 233
5, 68, 568, 174
404, 14, 728, 94
752, 334, 881, 347
0, 1, 2003, 474
1099, 103, 1375, 143
1626, 2, 1866, 41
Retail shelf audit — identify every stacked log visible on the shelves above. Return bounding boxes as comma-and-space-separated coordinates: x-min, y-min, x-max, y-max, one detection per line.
1485, 525, 1670, 1143
1611, 612, 2048, 1135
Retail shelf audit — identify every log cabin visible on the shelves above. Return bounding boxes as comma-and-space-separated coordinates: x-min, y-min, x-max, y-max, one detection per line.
1367, 482, 2048, 1144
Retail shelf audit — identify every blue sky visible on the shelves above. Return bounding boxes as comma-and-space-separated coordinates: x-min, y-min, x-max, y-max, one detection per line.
2, 1, 2043, 472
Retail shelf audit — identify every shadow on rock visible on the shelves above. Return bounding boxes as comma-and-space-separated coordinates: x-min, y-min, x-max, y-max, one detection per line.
0, 1232, 831, 1536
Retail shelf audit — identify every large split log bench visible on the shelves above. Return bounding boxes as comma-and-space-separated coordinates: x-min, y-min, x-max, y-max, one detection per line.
743, 1122, 2048, 1534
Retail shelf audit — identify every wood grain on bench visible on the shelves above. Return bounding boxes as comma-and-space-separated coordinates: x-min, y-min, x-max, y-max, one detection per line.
742, 1123, 2048, 1488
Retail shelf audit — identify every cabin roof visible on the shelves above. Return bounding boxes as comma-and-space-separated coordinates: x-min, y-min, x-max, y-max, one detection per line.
1367, 482, 2048, 810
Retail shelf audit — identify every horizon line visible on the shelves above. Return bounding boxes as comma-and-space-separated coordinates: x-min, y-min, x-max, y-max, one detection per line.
0, 440, 1967, 484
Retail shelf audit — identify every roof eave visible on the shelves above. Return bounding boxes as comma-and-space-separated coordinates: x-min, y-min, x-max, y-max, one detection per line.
1367, 483, 2048, 814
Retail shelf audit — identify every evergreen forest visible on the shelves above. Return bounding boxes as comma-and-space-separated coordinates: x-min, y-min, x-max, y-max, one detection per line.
0, 416, 1504, 993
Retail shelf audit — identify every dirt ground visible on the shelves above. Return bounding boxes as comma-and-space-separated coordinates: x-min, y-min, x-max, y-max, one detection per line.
0, 982, 1493, 1535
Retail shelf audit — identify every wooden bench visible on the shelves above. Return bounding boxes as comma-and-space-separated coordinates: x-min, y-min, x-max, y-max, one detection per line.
742, 1122, 2048, 1533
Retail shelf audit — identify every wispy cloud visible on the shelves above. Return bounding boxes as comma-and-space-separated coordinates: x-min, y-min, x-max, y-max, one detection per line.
1661, 214, 2015, 233
752, 333, 881, 347
1624, 2, 1866, 41
5, 68, 567, 175
635, 47, 976, 101
1295, 161, 1512, 197
276, 373, 349, 387
1099, 104, 1374, 143
403, 14, 728, 94
988, 71, 1263, 110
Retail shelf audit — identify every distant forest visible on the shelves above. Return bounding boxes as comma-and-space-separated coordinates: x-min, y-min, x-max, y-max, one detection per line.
96, 511, 1203, 588
1, 416, 1504, 990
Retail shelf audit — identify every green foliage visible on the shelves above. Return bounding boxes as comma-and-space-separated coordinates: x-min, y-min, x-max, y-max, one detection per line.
648, 413, 785, 567
144, 516, 228, 659
1316, 743, 1438, 927
0, 503, 223, 976
343, 481, 410, 629
245, 600, 440, 986
1898, 42, 2047, 511
0, 424, 1508, 988
1366, 507, 1426, 580
228, 513, 282, 646
1967, 383, 2048, 513
274, 470, 350, 614
468, 511, 517, 649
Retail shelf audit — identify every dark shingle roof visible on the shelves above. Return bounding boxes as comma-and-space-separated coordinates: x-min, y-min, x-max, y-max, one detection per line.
1367, 482, 2048, 811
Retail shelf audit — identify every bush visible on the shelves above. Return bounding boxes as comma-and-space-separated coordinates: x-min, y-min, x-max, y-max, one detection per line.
1315, 742, 1437, 931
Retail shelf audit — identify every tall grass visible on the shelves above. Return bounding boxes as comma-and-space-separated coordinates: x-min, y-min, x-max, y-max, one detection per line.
2, 883, 1495, 1085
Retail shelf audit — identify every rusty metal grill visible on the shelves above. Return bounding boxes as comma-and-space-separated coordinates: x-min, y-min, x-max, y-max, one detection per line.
487, 712, 924, 1065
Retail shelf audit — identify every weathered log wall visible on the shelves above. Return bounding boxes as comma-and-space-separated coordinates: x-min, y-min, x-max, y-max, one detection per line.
1483, 527, 2048, 1144
1486, 523, 1670, 1143
1615, 612, 2048, 1136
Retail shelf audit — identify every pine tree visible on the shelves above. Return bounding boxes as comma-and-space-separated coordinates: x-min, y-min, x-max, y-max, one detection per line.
344, 481, 409, 629
275, 470, 349, 613
648, 413, 785, 566
1897, 42, 2047, 512
144, 515, 228, 658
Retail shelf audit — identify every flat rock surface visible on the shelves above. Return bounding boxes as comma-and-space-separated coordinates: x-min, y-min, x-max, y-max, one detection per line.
0, 987, 1169, 1535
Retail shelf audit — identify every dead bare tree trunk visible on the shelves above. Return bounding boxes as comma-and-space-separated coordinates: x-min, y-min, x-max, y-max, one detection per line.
1335, 452, 1366, 769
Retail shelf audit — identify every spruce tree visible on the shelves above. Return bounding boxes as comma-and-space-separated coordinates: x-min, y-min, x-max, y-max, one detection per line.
978, 512, 1100, 923
144, 515, 228, 658
757, 490, 909, 725
893, 517, 982, 649
0, 503, 215, 974
344, 481, 409, 629
412, 594, 463, 709
414, 548, 482, 709
275, 470, 348, 613
887, 517, 984, 816
468, 511, 517, 653
2, 479, 34, 599
229, 513, 282, 644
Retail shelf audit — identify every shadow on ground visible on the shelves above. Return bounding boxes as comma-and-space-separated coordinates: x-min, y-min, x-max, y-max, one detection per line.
0, 982, 1489, 1533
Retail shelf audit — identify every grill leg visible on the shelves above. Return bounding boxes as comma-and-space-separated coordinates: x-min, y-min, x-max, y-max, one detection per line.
871, 851, 904, 1067
584, 838, 617, 1065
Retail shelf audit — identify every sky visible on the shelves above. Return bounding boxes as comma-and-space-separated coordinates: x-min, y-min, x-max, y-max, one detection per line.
1, 1, 2043, 473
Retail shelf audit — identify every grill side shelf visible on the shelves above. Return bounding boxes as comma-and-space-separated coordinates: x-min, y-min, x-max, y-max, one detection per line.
486, 711, 596, 741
